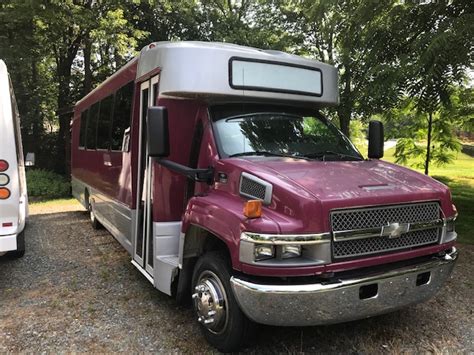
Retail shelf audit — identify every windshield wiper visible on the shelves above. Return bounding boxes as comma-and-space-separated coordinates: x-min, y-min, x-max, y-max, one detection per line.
229, 151, 309, 160
303, 150, 364, 161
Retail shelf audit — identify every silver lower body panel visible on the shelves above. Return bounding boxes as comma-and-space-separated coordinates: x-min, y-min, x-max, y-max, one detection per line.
231, 247, 457, 326
71, 176, 133, 254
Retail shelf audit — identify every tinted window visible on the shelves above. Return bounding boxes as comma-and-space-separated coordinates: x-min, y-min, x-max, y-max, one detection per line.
97, 94, 114, 150
212, 105, 362, 161
86, 102, 100, 149
79, 110, 88, 148
152, 82, 158, 105
111, 82, 133, 151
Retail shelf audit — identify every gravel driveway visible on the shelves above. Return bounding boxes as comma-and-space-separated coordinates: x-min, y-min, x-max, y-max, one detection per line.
0, 201, 472, 353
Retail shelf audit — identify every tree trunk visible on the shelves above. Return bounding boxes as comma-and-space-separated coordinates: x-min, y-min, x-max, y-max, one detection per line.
30, 59, 42, 165
337, 64, 352, 137
55, 33, 82, 175
56, 49, 78, 175
56, 62, 71, 175
338, 109, 351, 137
424, 111, 433, 175
83, 33, 92, 95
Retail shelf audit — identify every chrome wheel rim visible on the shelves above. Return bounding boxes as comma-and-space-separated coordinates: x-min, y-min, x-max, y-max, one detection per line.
89, 199, 95, 223
192, 270, 228, 335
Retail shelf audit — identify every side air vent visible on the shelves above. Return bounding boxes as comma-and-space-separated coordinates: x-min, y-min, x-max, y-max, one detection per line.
239, 172, 273, 205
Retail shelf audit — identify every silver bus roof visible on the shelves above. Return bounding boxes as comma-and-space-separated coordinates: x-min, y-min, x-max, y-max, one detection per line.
138, 41, 339, 106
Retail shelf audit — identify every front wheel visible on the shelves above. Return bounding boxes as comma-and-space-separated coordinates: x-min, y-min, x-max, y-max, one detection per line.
191, 251, 256, 352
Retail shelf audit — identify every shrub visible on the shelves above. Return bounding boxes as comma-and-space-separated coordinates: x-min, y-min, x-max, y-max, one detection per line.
26, 169, 71, 200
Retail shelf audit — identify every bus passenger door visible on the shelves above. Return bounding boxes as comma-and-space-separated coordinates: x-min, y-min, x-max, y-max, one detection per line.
133, 75, 159, 277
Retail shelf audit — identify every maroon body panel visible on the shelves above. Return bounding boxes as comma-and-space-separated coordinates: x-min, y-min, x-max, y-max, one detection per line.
71, 59, 138, 207
213, 157, 455, 234
182, 190, 283, 271
152, 99, 207, 221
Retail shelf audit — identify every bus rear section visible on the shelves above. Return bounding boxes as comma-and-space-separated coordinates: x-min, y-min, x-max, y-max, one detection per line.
0, 60, 28, 258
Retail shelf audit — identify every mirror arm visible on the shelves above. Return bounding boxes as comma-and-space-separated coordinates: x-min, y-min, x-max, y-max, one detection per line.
155, 158, 214, 184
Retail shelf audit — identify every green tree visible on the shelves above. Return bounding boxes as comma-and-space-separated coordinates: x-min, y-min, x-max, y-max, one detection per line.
2, 0, 472, 176
394, 0, 473, 174
0, 1, 57, 169
128, 0, 292, 50
451, 86, 474, 135
1, 0, 147, 174
275, 0, 408, 136
386, 97, 462, 169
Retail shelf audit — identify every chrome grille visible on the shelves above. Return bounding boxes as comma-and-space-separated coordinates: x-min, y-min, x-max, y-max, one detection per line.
331, 202, 439, 231
331, 202, 440, 259
240, 176, 266, 200
333, 229, 439, 259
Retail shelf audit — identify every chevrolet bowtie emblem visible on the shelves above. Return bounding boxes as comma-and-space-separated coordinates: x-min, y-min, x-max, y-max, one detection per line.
381, 222, 410, 239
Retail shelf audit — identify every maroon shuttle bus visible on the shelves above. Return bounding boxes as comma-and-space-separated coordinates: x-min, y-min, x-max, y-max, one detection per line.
71, 42, 458, 351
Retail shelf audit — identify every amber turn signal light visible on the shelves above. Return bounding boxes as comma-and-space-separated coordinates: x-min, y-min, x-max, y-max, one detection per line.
0, 187, 10, 199
0, 160, 8, 172
243, 200, 262, 218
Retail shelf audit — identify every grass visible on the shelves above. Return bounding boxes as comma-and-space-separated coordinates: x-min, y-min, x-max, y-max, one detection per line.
383, 148, 474, 244
29, 197, 77, 206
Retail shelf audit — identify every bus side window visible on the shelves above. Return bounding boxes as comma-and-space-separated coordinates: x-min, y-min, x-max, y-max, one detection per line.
79, 110, 88, 148
111, 81, 133, 151
97, 94, 114, 150
86, 102, 100, 150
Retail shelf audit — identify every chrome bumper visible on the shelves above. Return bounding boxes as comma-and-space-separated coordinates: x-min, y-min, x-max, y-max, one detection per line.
231, 248, 458, 326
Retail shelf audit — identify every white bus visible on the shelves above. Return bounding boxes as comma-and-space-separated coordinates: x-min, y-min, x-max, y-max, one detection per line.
0, 60, 27, 258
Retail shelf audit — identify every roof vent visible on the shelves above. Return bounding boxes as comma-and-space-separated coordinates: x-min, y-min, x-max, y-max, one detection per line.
239, 172, 272, 205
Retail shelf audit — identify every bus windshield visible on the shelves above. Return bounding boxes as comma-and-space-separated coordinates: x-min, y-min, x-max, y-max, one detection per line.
211, 105, 363, 161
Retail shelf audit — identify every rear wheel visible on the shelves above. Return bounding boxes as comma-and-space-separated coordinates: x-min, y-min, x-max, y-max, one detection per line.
88, 195, 102, 230
191, 251, 256, 352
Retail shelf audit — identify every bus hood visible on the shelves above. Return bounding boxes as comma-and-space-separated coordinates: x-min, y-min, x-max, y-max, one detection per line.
232, 157, 454, 214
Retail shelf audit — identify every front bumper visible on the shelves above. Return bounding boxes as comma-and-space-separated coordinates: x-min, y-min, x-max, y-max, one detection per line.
231, 247, 457, 326
0, 234, 18, 252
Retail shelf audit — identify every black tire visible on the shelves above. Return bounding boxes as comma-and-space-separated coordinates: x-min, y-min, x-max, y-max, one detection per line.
191, 251, 256, 352
8, 250, 25, 258
7, 229, 25, 258
88, 197, 102, 230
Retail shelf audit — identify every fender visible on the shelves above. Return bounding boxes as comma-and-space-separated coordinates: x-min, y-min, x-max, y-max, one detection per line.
181, 190, 280, 270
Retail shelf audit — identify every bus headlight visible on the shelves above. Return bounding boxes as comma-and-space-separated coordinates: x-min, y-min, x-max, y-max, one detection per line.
254, 245, 275, 261
240, 232, 331, 266
281, 245, 302, 259
446, 220, 455, 233
441, 214, 457, 243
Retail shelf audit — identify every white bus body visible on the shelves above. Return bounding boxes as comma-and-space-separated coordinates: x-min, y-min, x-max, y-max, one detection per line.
0, 60, 28, 257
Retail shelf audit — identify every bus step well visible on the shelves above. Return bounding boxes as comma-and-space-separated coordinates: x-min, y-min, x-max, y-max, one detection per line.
156, 255, 179, 296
